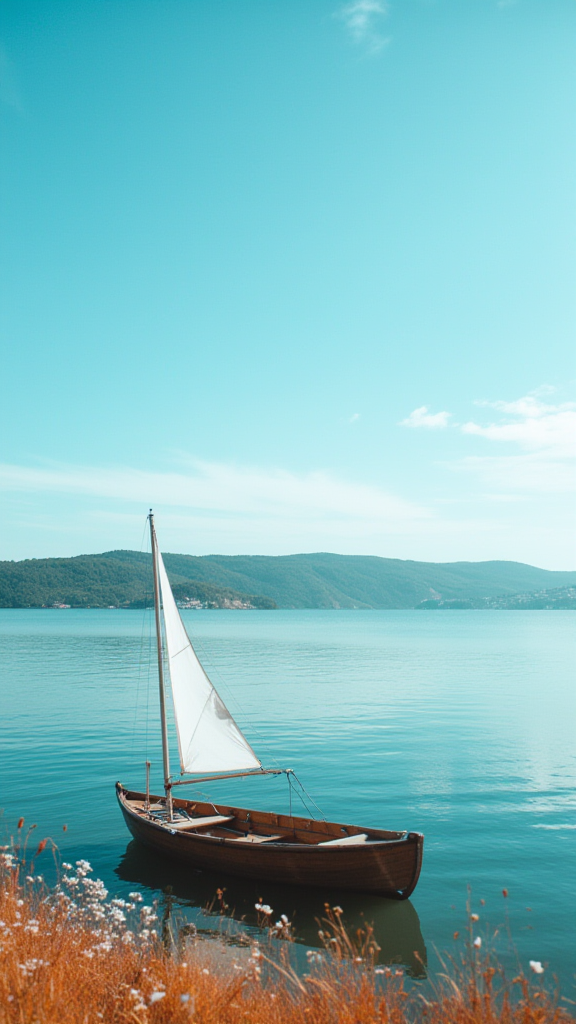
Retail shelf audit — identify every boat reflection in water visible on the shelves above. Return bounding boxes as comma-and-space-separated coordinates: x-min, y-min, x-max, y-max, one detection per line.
116, 840, 427, 978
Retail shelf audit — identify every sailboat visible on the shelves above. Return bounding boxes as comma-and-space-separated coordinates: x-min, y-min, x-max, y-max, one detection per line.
116, 513, 423, 899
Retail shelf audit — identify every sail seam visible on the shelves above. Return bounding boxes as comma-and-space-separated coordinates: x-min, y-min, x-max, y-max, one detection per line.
172, 642, 193, 659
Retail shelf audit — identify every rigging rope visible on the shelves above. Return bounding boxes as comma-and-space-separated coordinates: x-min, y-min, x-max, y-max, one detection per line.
287, 771, 326, 821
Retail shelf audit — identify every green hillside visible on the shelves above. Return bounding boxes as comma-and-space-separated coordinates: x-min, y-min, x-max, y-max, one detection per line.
0, 555, 276, 609
99, 550, 576, 608
1, 549, 574, 609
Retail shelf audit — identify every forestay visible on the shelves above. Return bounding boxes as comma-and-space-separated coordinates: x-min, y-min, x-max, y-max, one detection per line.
157, 553, 261, 774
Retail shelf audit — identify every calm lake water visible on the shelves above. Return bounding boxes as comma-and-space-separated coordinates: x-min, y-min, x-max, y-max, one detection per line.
1, 610, 574, 986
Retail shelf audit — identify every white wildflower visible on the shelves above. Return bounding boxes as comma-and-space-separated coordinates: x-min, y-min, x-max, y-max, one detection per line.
149, 991, 166, 1004
474, 937, 482, 948
306, 951, 323, 963
530, 960, 544, 974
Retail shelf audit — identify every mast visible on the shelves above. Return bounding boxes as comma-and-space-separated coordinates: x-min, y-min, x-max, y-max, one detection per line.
149, 511, 173, 819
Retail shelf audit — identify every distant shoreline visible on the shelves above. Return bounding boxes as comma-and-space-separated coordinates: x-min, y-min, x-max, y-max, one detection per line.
1, 602, 574, 612
2, 550, 575, 611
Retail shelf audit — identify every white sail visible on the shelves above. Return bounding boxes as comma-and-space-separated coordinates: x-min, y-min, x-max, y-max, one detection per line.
157, 552, 261, 774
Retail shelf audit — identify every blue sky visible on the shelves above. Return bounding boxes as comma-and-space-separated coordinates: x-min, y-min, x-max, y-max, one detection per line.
1, 0, 574, 567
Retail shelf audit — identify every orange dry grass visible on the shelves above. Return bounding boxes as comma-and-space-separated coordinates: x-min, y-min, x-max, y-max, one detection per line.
0, 842, 572, 1024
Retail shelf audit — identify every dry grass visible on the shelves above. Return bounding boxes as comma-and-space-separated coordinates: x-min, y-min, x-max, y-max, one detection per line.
0, 827, 572, 1024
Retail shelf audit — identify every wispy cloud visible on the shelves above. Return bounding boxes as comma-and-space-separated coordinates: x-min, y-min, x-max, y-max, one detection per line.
2, 449, 573, 565
349, 412, 361, 423
337, 0, 391, 54
451, 391, 575, 494
400, 406, 451, 429
400, 390, 576, 496
2, 393, 574, 564
0, 457, 432, 543
461, 395, 576, 456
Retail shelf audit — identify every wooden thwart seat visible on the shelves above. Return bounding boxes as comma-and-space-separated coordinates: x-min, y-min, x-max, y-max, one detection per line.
167, 815, 234, 830
232, 833, 282, 844
318, 833, 368, 846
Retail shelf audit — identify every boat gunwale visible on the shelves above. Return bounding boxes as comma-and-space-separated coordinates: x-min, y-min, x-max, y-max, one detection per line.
116, 783, 424, 899
117, 783, 422, 853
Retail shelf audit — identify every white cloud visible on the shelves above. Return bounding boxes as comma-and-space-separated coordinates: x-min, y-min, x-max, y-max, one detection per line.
349, 412, 361, 423
449, 391, 576, 494
337, 0, 390, 54
0, 457, 431, 535
462, 395, 576, 456
2, 393, 574, 566
400, 406, 451, 430
2, 453, 574, 566
398, 389, 575, 500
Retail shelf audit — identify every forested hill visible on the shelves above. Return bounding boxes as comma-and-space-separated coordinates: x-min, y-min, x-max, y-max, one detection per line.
0, 554, 276, 610
1, 549, 575, 609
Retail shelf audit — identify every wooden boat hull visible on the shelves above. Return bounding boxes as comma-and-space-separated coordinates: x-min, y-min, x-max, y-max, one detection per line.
116, 784, 423, 900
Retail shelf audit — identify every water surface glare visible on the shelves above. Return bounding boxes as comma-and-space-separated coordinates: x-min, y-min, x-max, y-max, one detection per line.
1, 610, 574, 983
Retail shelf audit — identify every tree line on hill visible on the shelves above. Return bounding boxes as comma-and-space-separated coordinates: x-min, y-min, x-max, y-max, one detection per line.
1, 550, 575, 609
0, 554, 276, 609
